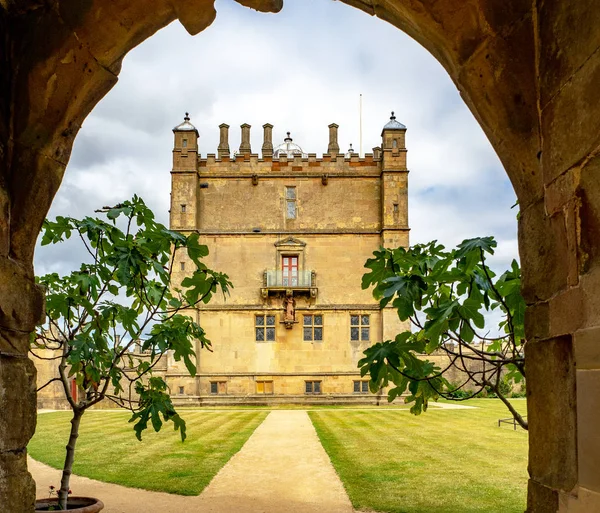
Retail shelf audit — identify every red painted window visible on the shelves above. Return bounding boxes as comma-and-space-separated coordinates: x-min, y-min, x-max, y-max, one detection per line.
282, 256, 298, 286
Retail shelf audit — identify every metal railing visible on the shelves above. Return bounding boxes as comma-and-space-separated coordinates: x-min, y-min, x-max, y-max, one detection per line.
264, 270, 314, 288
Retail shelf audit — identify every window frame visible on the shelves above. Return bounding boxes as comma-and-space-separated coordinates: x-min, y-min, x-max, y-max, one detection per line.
353, 380, 370, 394
255, 314, 276, 342
256, 380, 274, 395
285, 186, 297, 219
305, 380, 322, 395
350, 314, 370, 341
303, 314, 323, 342
210, 381, 227, 395
282, 255, 299, 286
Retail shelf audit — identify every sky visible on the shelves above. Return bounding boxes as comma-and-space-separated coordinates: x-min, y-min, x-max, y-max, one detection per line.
34, 0, 519, 277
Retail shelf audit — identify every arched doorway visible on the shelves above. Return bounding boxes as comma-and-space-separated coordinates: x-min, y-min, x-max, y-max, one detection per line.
1, 1, 598, 511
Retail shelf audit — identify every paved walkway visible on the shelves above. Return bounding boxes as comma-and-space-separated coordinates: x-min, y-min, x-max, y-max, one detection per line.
30, 410, 354, 513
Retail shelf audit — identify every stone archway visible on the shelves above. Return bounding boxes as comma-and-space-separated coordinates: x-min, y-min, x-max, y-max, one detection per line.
1, 1, 598, 511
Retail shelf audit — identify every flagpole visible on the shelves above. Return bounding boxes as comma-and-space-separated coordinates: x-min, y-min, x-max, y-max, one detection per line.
359, 93, 363, 157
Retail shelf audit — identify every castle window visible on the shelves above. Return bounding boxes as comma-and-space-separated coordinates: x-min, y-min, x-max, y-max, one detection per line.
350, 314, 370, 341
179, 386, 185, 395
256, 380, 274, 394
180, 262, 185, 271
210, 381, 226, 394
393, 203, 399, 214
256, 314, 276, 342
353, 381, 369, 394
285, 187, 296, 219
181, 204, 187, 213
182, 139, 188, 148
305, 381, 322, 394
282, 255, 298, 286
393, 139, 398, 148
303, 315, 323, 341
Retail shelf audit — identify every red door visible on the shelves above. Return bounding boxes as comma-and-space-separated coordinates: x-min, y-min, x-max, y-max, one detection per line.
282, 256, 298, 286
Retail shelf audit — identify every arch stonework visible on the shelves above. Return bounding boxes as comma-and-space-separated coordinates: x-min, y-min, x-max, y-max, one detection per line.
0, 0, 598, 511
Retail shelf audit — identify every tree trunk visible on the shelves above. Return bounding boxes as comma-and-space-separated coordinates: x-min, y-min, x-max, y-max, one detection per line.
58, 409, 84, 509
495, 387, 528, 430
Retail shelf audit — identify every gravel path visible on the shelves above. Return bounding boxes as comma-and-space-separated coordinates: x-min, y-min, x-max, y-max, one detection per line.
30, 410, 354, 513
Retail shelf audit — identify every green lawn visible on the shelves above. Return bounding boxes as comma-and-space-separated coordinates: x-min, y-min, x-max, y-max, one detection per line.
309, 399, 528, 513
29, 410, 268, 495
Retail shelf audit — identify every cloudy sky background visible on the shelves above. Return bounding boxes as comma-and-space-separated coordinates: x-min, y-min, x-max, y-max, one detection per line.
35, 0, 519, 279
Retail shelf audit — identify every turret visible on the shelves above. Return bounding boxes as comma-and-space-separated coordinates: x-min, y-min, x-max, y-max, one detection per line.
172, 112, 199, 172
381, 111, 406, 153
380, 111, 408, 249
170, 113, 199, 232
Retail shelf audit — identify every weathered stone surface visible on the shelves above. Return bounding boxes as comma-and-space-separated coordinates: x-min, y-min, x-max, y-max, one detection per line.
549, 287, 584, 339
579, 266, 600, 332
545, 167, 580, 217
527, 479, 559, 513
578, 155, 600, 274
574, 327, 600, 370
539, 0, 600, 109
576, 369, 600, 491
519, 199, 569, 303
169, 0, 217, 36
0, 10, 10, 258
541, 49, 600, 184
234, 0, 283, 13
0, 449, 36, 513
526, 336, 577, 492
0, 356, 36, 452
56, 0, 174, 72
0, 256, 44, 337
524, 300, 549, 341
457, 14, 541, 209
559, 487, 600, 513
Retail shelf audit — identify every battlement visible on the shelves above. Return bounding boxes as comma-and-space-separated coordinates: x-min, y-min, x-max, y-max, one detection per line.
173, 114, 408, 175
197, 151, 386, 175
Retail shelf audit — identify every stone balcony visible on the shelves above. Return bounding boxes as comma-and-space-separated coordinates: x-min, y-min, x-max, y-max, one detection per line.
261, 270, 317, 299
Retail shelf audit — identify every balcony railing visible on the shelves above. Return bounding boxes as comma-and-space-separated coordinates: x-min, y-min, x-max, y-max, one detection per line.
265, 270, 314, 288
261, 270, 317, 298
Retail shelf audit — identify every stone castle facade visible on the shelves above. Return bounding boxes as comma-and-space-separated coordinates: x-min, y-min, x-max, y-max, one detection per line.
165, 113, 410, 404
34, 112, 411, 408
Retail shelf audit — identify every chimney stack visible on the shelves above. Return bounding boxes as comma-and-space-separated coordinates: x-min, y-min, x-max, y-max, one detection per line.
240, 123, 251, 154
328, 123, 340, 154
262, 123, 273, 158
218, 123, 230, 158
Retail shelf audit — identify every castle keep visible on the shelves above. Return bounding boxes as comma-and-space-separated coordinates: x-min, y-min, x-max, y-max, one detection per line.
167, 113, 409, 404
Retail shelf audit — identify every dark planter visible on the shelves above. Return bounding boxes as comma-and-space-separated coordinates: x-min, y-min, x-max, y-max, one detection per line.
35, 497, 104, 512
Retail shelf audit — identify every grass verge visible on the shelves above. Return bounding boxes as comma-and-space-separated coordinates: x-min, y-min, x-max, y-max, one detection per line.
309, 399, 528, 513
29, 410, 268, 495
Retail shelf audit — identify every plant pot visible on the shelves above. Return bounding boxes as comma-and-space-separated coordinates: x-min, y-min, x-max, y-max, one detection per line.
35, 496, 104, 512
